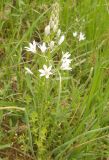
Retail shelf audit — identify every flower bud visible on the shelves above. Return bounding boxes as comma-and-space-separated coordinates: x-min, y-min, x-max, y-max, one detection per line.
50, 41, 55, 50
58, 35, 65, 45
44, 25, 50, 36
57, 29, 61, 37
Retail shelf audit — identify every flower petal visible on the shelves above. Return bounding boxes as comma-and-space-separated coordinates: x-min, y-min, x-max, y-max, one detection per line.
39, 69, 45, 74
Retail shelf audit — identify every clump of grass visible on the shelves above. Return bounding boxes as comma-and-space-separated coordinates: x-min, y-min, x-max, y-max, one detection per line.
0, 0, 109, 160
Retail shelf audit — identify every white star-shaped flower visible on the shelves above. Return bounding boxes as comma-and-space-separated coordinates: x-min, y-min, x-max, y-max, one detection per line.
39, 65, 52, 79
79, 32, 86, 41
38, 42, 47, 53
61, 52, 72, 71
25, 67, 33, 75
24, 40, 37, 54
61, 61, 72, 70
62, 52, 71, 60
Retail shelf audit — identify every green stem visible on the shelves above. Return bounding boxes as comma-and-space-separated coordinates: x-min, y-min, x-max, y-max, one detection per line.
24, 110, 36, 159
56, 71, 62, 113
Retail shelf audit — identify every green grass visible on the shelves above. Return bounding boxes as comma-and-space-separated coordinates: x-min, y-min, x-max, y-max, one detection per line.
0, 0, 109, 159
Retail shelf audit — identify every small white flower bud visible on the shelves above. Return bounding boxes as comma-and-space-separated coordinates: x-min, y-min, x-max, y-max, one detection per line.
50, 20, 54, 28
58, 35, 65, 45
73, 32, 77, 37
49, 41, 55, 50
57, 29, 61, 37
25, 67, 33, 75
53, 24, 58, 32
45, 25, 50, 36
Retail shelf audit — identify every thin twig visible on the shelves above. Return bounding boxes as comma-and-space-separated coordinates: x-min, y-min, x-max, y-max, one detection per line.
0, 106, 25, 111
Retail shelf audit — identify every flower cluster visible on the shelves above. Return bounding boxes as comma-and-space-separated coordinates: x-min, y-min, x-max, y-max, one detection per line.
73, 32, 86, 41
24, 37, 71, 78
25, 30, 65, 53
24, 2, 72, 79
49, 2, 59, 32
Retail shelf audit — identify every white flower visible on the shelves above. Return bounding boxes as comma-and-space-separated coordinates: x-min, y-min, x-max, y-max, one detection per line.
39, 65, 52, 79
73, 32, 77, 37
57, 29, 61, 37
38, 42, 47, 53
61, 61, 72, 70
24, 40, 37, 54
79, 32, 86, 41
61, 52, 72, 71
49, 41, 55, 50
45, 25, 50, 36
25, 67, 33, 75
58, 35, 65, 45
62, 52, 71, 59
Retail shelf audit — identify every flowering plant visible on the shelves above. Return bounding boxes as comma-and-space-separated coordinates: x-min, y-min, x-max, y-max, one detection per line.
24, 2, 72, 79
24, 2, 86, 79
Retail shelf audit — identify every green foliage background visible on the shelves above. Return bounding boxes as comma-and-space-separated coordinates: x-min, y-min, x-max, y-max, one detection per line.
0, 0, 109, 159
